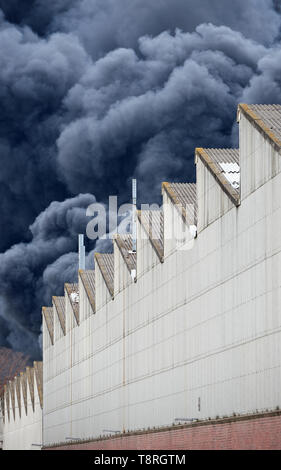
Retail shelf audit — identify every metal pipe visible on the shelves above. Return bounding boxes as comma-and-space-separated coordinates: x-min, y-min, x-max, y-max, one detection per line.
78, 234, 86, 270
132, 179, 137, 253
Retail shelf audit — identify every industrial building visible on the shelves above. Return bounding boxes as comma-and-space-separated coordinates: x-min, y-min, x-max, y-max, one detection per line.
1, 104, 281, 450
0, 347, 31, 450
1, 362, 42, 450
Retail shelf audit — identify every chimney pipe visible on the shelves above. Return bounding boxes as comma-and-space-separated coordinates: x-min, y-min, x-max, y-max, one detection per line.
78, 234, 86, 270
132, 179, 137, 253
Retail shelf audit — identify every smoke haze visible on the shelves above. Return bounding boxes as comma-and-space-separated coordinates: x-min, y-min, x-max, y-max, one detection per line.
0, 0, 280, 357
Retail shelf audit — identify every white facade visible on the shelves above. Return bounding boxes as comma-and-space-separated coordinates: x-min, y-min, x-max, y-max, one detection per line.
1, 364, 43, 450
43, 104, 281, 446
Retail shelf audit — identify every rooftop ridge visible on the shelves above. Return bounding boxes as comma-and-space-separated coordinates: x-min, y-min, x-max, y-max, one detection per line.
34, 361, 43, 409
4, 382, 10, 421
114, 234, 136, 274
42, 306, 54, 345
15, 375, 21, 418
95, 253, 114, 298
65, 283, 80, 326
137, 210, 164, 263
238, 104, 281, 153
10, 378, 15, 420
20, 371, 28, 416
2, 363, 43, 422
26, 366, 35, 412
53, 296, 66, 336
195, 148, 240, 206
162, 182, 198, 225
79, 270, 96, 314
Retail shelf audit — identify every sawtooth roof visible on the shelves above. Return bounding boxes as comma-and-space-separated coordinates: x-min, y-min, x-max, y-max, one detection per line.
34, 361, 43, 409
26, 367, 35, 411
10, 378, 15, 419
238, 104, 281, 153
195, 148, 240, 206
21, 371, 28, 415
1, 362, 43, 422
42, 307, 54, 345
15, 375, 21, 418
115, 234, 136, 274
4, 382, 10, 420
53, 296, 66, 335
65, 283, 79, 326
137, 210, 164, 262
162, 182, 197, 225
79, 270, 96, 313
95, 253, 114, 298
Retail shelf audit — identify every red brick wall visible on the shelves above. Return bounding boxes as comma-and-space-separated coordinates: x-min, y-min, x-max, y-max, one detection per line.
47, 411, 281, 450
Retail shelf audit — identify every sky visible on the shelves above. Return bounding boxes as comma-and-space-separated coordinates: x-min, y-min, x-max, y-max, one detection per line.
0, 0, 281, 358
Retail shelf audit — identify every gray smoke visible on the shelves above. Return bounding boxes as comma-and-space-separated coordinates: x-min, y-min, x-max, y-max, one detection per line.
0, 1, 280, 357
0, 194, 97, 357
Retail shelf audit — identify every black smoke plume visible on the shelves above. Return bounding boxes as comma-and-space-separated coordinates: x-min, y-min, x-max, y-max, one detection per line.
0, 1, 280, 357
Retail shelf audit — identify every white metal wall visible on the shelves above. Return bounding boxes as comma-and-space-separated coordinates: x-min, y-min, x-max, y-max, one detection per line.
3, 380, 42, 450
43, 115, 281, 445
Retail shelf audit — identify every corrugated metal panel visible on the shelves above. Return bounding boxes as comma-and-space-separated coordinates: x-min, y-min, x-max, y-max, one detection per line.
42, 307, 54, 345
65, 283, 80, 326
203, 148, 239, 165
20, 372, 28, 416
219, 162, 240, 173
115, 234, 136, 272
10, 380, 15, 420
34, 362, 43, 409
79, 271, 96, 313
219, 162, 240, 190
137, 210, 164, 262
4, 384, 10, 421
53, 296, 66, 335
245, 104, 281, 142
239, 104, 281, 151
95, 254, 114, 298
162, 182, 197, 225
196, 148, 240, 206
26, 367, 34, 412
15, 375, 21, 418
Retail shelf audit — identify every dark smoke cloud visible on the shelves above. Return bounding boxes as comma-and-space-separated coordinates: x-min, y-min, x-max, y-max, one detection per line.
0, 194, 96, 357
57, 24, 270, 202
0, 1, 280, 356
53, 0, 281, 54
1, 1, 280, 52
0, 16, 88, 251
